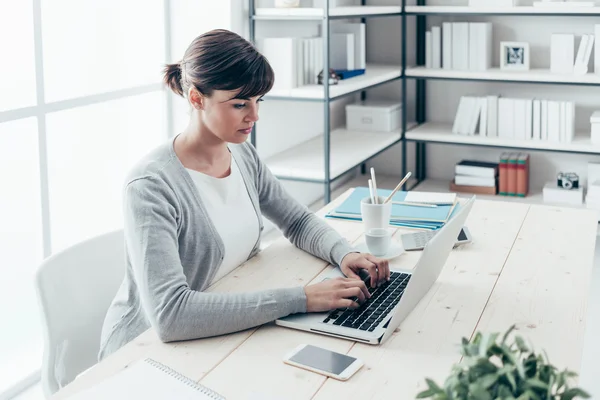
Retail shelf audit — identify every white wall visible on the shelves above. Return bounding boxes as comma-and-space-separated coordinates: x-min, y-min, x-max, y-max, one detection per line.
369, 0, 600, 192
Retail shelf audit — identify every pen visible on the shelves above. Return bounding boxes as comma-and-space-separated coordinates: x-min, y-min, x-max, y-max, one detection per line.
392, 201, 438, 208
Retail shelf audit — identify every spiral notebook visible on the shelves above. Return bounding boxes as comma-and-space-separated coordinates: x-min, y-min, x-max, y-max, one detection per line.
67, 358, 225, 399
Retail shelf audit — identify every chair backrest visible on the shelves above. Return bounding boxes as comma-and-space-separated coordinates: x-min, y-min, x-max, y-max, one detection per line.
34, 229, 125, 397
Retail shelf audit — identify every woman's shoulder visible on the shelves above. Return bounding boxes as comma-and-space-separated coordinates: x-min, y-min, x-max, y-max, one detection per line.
124, 139, 181, 188
229, 141, 261, 170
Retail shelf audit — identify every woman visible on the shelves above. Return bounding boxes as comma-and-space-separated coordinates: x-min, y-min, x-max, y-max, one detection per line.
99, 29, 390, 360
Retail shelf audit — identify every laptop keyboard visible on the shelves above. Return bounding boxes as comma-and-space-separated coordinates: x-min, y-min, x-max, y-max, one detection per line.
322, 271, 411, 332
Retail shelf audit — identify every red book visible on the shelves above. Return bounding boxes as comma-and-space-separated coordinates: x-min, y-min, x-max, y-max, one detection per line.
499, 152, 510, 196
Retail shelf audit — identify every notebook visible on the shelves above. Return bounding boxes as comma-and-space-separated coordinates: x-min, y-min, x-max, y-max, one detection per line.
403, 191, 457, 205
67, 358, 225, 400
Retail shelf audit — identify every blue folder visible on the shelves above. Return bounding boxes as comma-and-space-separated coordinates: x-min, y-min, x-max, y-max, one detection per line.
326, 187, 460, 230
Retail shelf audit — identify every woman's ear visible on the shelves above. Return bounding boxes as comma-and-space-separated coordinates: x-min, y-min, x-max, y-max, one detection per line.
188, 87, 204, 110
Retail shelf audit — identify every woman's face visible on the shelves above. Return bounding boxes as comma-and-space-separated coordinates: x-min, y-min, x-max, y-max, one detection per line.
198, 89, 262, 144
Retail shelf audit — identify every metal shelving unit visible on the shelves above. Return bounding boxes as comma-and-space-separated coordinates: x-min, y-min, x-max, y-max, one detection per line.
402, 2, 600, 191
248, 0, 403, 203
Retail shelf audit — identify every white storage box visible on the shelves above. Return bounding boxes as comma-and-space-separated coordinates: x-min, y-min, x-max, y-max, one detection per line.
345, 100, 403, 132
543, 182, 583, 206
591, 111, 600, 145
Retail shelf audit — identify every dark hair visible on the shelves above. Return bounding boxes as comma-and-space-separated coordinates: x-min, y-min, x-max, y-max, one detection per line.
163, 29, 274, 99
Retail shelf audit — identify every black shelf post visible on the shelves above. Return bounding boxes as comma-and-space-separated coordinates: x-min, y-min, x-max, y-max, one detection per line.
249, 0, 257, 149
415, 0, 427, 184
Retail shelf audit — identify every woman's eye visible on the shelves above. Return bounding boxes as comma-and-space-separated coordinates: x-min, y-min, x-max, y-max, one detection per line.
234, 103, 246, 109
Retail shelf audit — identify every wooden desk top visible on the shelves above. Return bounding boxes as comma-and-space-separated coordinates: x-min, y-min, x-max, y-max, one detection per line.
52, 189, 598, 400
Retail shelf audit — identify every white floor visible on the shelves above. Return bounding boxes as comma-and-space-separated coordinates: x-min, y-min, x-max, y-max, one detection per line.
11, 172, 600, 399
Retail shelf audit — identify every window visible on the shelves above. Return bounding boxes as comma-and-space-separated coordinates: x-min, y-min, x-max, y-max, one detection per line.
41, 0, 165, 102
1, 1, 238, 397
46, 92, 166, 253
0, 1, 37, 112
0, 0, 170, 397
0, 119, 44, 395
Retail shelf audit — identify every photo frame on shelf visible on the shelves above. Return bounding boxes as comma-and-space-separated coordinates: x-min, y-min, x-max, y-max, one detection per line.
500, 41, 530, 71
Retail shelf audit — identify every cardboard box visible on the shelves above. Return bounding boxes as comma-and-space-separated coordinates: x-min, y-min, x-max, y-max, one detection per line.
346, 100, 402, 132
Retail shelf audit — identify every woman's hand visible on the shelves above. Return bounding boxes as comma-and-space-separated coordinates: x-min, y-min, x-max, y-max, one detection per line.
304, 277, 371, 312
340, 252, 390, 288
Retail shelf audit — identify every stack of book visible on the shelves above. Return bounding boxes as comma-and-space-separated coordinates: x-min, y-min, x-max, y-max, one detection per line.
451, 160, 499, 195
452, 94, 575, 143
257, 22, 366, 91
499, 152, 530, 197
424, 22, 493, 71
325, 187, 459, 230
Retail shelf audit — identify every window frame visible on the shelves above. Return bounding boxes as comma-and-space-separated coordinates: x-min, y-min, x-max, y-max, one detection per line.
0, 0, 173, 397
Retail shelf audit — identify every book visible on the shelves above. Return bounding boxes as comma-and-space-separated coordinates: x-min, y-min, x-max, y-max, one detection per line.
67, 358, 226, 400
499, 152, 510, 196
507, 153, 519, 196
516, 153, 530, 197
454, 175, 497, 187
404, 191, 457, 205
455, 160, 499, 178
450, 180, 497, 195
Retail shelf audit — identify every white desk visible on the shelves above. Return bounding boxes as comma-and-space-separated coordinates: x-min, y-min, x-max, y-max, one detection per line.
51, 189, 598, 399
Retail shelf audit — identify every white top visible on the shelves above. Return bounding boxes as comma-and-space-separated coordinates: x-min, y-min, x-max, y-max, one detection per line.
186, 156, 260, 283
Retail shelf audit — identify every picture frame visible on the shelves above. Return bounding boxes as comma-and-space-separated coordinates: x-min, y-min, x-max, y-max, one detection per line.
500, 41, 530, 71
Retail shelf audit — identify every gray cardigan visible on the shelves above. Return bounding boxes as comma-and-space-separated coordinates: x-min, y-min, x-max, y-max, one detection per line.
98, 137, 356, 360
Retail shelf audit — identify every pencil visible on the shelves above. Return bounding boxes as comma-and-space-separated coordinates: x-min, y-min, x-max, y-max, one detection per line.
383, 172, 412, 204
392, 201, 437, 208
370, 167, 378, 204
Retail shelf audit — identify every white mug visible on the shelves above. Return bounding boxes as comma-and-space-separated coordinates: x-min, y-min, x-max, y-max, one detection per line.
360, 196, 392, 232
365, 228, 392, 256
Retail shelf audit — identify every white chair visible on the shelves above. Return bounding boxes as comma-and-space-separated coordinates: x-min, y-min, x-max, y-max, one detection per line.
34, 229, 126, 397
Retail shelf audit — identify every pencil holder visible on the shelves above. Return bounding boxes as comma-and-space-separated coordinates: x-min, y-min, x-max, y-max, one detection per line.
360, 196, 392, 232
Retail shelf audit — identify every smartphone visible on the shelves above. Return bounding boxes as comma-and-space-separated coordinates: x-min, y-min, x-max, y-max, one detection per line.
400, 226, 472, 251
283, 344, 364, 381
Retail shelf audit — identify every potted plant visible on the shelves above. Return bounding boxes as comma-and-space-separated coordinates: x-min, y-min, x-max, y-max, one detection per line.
417, 325, 590, 400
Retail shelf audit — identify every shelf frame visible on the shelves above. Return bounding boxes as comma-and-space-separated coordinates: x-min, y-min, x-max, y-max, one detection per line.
405, 67, 600, 87
402, 1, 600, 192
251, 1, 600, 203
405, 5, 600, 17
250, 0, 403, 203
405, 123, 600, 156
270, 134, 403, 184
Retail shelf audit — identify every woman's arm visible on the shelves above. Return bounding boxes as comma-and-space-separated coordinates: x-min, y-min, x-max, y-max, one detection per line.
249, 146, 357, 267
124, 177, 306, 343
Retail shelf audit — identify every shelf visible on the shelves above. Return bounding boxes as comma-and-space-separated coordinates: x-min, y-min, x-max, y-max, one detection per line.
404, 5, 600, 16
264, 128, 402, 182
253, 6, 402, 20
405, 122, 600, 155
405, 66, 600, 87
265, 64, 401, 101
410, 178, 594, 211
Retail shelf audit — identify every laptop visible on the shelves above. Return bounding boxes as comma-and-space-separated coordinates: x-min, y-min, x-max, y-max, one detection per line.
275, 195, 476, 345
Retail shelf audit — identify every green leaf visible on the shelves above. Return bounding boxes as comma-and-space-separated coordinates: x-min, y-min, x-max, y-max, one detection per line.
469, 383, 493, 400
497, 384, 514, 398
505, 370, 517, 392
560, 388, 591, 400
502, 325, 517, 345
523, 389, 541, 400
478, 374, 499, 390
515, 336, 529, 352
426, 378, 444, 392
526, 378, 549, 390
416, 388, 439, 399
556, 372, 566, 391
